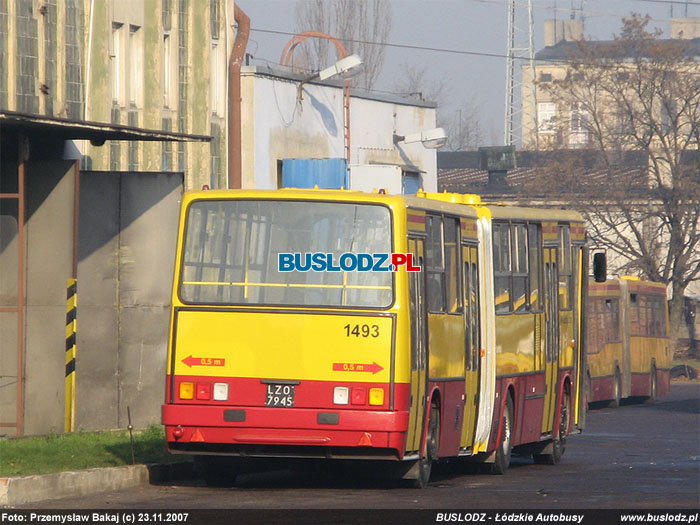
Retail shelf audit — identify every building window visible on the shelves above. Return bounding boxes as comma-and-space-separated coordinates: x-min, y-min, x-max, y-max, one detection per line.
569, 103, 589, 146
539, 72, 552, 82
0, 0, 8, 107
16, 0, 39, 113
128, 109, 139, 170
210, 121, 221, 188
129, 25, 142, 107
537, 102, 556, 135
110, 105, 121, 170
210, 0, 219, 39
65, 0, 84, 119
162, 0, 172, 31
162, 118, 172, 171
210, 40, 224, 115
43, 0, 57, 116
163, 33, 172, 107
178, 0, 188, 172
111, 22, 124, 105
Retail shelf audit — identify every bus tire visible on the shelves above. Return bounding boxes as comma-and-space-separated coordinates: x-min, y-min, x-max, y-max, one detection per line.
534, 388, 570, 465
489, 396, 513, 475
645, 365, 657, 403
194, 456, 238, 487
412, 402, 440, 488
609, 369, 622, 408
586, 372, 592, 407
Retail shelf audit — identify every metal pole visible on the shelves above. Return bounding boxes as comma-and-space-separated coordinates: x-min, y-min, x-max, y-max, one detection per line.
65, 278, 77, 432
17, 134, 26, 436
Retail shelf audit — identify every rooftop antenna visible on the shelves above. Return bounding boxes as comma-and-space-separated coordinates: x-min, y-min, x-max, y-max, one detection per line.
503, 0, 536, 148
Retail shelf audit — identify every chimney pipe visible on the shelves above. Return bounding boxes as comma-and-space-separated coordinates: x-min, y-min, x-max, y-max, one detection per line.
228, 4, 250, 189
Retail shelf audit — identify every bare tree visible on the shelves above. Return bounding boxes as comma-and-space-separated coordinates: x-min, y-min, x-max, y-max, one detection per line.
392, 62, 484, 150
443, 99, 484, 151
530, 15, 700, 353
294, 0, 392, 91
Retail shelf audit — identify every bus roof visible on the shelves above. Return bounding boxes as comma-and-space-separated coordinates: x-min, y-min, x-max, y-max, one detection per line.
181, 188, 583, 223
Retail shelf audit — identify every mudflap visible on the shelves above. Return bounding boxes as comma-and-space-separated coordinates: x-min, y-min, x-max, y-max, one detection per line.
529, 440, 554, 456
400, 459, 422, 480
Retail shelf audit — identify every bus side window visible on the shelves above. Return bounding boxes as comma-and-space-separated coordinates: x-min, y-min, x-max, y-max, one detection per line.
528, 223, 542, 311
470, 261, 480, 370
444, 217, 461, 313
426, 215, 446, 312
512, 223, 529, 312
493, 222, 511, 313
558, 225, 572, 310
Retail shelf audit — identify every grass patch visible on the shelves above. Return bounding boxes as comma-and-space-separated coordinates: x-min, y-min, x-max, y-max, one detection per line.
671, 358, 700, 370
0, 425, 187, 477
671, 358, 700, 382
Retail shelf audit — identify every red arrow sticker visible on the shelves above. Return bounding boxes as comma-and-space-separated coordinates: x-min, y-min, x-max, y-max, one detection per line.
332, 362, 384, 375
181, 355, 226, 368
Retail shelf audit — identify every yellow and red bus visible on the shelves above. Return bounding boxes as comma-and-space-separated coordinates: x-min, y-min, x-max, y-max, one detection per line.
162, 188, 589, 487
586, 277, 671, 407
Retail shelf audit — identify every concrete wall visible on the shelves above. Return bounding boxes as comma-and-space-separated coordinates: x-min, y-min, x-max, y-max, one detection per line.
77, 171, 182, 431
0, 145, 77, 436
241, 67, 439, 192
0, 155, 20, 435
23, 160, 78, 435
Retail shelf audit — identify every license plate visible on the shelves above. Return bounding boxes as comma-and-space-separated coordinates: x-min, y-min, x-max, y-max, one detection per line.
265, 384, 295, 407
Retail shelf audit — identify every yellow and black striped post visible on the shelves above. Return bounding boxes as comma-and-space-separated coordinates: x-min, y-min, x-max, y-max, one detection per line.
65, 278, 77, 432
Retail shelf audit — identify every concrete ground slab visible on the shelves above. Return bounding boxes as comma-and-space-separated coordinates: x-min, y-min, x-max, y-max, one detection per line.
0, 461, 192, 506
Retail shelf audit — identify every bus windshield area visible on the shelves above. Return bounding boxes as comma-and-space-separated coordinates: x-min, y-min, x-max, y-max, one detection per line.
179, 200, 393, 308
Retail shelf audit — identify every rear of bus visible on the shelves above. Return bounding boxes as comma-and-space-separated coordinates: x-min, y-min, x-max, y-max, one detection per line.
162, 190, 411, 465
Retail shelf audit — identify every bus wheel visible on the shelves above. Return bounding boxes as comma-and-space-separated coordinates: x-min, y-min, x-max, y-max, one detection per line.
586, 372, 592, 408
645, 366, 657, 403
194, 456, 238, 487
413, 402, 440, 488
534, 389, 569, 465
609, 369, 622, 408
489, 396, 513, 475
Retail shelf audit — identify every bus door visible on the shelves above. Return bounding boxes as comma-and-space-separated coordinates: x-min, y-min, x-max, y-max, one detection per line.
406, 237, 428, 455
461, 244, 480, 450
542, 247, 560, 434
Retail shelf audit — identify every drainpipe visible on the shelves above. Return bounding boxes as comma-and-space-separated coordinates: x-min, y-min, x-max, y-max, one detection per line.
228, 4, 250, 189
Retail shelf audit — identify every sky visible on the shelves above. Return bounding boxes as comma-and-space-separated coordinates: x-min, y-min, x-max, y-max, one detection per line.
236, 0, 700, 147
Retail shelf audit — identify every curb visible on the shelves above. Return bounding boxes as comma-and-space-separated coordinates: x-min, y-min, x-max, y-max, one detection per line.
0, 461, 193, 506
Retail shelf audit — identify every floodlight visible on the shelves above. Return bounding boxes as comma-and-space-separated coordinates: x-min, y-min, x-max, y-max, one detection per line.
394, 127, 448, 149
318, 54, 364, 81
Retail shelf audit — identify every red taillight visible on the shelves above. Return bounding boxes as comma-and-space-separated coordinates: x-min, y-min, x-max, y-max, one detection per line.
172, 426, 184, 439
196, 382, 211, 400
351, 387, 367, 405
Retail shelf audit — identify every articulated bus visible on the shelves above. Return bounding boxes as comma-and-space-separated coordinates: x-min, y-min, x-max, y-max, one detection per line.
586, 277, 671, 407
162, 188, 589, 487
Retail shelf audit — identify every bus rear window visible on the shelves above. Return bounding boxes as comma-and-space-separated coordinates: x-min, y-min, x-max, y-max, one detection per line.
179, 200, 393, 308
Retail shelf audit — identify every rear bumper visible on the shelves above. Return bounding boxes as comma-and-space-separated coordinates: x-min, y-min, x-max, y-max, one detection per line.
162, 404, 409, 458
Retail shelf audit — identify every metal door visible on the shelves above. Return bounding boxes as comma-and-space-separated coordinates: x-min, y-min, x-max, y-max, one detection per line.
461, 245, 481, 450
406, 237, 428, 454
542, 248, 560, 434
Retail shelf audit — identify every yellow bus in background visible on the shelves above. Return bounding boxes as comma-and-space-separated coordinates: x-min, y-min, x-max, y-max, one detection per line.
162, 188, 589, 487
586, 277, 671, 407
